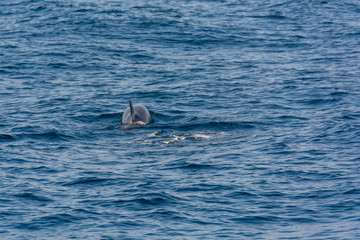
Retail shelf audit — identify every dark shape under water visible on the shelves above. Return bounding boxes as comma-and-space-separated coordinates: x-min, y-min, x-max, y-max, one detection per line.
122, 99, 152, 125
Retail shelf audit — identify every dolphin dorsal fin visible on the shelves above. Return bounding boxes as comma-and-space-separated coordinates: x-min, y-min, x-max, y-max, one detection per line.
129, 99, 135, 122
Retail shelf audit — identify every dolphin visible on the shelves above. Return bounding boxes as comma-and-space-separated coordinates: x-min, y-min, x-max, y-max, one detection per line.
122, 99, 152, 125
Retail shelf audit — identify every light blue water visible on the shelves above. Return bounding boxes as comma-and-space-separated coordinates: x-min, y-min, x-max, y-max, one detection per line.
1, 0, 360, 239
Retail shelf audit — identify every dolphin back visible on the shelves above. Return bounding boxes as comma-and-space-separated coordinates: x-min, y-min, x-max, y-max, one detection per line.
122, 100, 152, 125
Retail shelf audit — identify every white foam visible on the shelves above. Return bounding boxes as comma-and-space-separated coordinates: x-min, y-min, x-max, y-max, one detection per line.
147, 130, 161, 137
193, 133, 212, 139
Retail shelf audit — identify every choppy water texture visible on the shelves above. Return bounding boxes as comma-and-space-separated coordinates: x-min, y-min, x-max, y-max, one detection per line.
1, 0, 360, 239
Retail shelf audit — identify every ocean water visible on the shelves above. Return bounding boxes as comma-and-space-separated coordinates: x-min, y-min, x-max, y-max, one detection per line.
1, 0, 360, 239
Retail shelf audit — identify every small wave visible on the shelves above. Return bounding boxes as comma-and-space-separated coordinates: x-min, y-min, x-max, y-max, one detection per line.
299, 98, 339, 105
136, 197, 168, 206
231, 215, 282, 224
129, 53, 154, 60
276, 115, 309, 121
47, 62, 69, 69
0, 134, 15, 141
343, 188, 360, 195
62, 177, 113, 187
95, 192, 179, 208
16, 213, 80, 230
329, 91, 349, 96
225, 191, 258, 198
71, 114, 99, 123
14, 192, 53, 202
133, 192, 179, 207
98, 112, 121, 119
250, 14, 287, 20
16, 131, 74, 141
174, 163, 214, 170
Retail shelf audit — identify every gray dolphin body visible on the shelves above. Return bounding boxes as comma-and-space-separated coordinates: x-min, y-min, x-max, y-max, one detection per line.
122, 99, 152, 125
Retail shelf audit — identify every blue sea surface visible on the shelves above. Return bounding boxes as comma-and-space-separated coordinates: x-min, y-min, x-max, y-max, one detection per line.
1, 0, 360, 239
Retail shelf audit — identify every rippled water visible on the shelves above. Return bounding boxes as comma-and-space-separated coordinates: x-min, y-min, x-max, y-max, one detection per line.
1, 0, 360, 239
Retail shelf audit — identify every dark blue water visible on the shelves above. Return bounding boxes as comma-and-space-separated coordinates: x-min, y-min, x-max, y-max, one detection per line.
1, 0, 360, 239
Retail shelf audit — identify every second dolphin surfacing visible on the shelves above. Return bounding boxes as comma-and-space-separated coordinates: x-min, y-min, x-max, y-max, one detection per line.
122, 99, 152, 125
